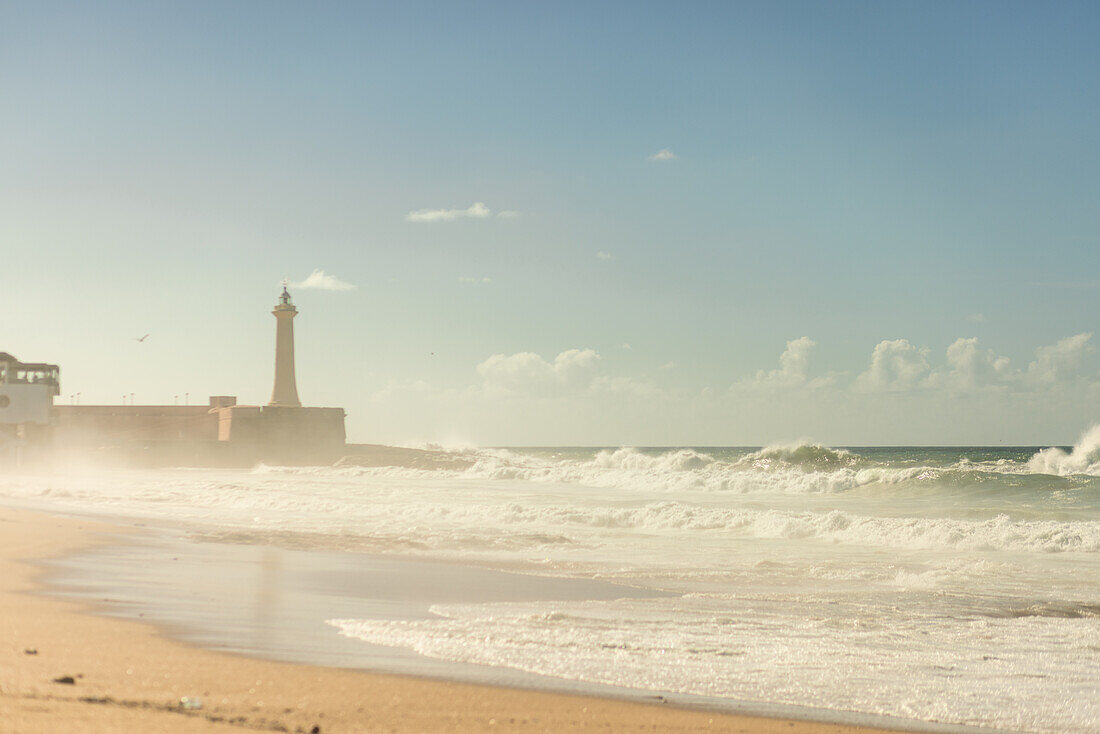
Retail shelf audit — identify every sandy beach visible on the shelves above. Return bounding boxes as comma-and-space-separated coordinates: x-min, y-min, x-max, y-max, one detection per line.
0, 506, 909, 734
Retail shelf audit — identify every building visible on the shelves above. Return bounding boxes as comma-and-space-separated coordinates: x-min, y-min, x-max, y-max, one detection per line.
0, 353, 60, 464
0, 352, 60, 424
40, 287, 347, 466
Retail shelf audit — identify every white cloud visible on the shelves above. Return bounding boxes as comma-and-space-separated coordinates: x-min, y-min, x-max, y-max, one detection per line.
649, 148, 676, 161
849, 334, 1097, 394
496, 210, 519, 219
935, 337, 1013, 391
1026, 333, 1093, 387
734, 337, 840, 393
597, 251, 613, 261
477, 349, 601, 395
620, 343, 633, 350
290, 269, 355, 291
856, 339, 931, 392
758, 337, 815, 385
356, 333, 1099, 445
458, 276, 492, 285
406, 201, 491, 223
730, 334, 1098, 399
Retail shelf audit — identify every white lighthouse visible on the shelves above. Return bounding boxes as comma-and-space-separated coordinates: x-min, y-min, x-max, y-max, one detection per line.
269, 285, 302, 408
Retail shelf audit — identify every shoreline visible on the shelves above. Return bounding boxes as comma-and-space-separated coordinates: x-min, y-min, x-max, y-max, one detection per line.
2, 505, 976, 734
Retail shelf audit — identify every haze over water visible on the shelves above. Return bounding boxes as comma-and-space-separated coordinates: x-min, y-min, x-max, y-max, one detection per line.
5, 426, 1099, 733
5, 4, 1100, 733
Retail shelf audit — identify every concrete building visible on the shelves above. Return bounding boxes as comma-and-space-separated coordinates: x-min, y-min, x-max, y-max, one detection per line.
0, 353, 60, 464
0, 353, 60, 425
42, 287, 347, 466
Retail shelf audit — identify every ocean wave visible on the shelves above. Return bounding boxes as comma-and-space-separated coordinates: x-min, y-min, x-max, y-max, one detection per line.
326, 596, 1100, 734
1028, 424, 1100, 476
255, 441, 1088, 497
984, 602, 1100, 619
489, 503, 1100, 553
314, 500, 1100, 555
255, 443, 900, 494
736, 441, 864, 470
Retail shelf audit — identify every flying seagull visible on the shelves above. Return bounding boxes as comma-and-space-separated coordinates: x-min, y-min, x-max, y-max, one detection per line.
135, 334, 150, 342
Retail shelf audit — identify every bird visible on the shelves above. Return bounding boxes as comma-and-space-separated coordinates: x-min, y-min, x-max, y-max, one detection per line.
135, 334, 150, 342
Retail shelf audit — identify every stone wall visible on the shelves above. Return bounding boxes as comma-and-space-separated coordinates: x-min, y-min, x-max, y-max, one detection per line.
49, 401, 346, 466
53, 405, 219, 446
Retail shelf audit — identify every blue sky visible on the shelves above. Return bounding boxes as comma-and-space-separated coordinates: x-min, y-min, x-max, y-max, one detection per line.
1, 1, 1097, 444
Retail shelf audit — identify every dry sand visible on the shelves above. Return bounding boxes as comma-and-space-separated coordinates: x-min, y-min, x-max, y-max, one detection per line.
0, 506, 905, 733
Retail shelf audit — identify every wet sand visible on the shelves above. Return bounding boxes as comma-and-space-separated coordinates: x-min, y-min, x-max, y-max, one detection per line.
43, 527, 672, 688
1, 506, 911, 733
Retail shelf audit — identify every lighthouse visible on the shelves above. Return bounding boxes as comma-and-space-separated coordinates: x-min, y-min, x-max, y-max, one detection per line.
269, 285, 302, 407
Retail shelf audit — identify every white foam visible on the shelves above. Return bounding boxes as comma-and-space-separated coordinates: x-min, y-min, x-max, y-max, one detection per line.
329, 596, 1100, 734
506, 503, 1100, 554
1028, 424, 1100, 476
4, 451, 1098, 734
250, 440, 1096, 499
252, 445, 942, 496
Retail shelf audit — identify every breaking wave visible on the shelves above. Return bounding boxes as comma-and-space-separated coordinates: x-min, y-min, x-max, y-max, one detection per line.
258, 438, 1098, 496
424, 501, 1100, 554
1028, 424, 1100, 476
737, 441, 863, 470
257, 447, 924, 494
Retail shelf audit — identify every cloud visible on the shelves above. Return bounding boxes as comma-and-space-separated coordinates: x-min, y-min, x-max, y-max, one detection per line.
406, 201, 491, 223
1026, 332, 1093, 387
856, 339, 931, 392
728, 334, 1098, 399
597, 251, 613, 261
926, 333, 1091, 392
476, 348, 660, 400
935, 337, 1013, 391
967, 313, 986, 323
848, 334, 1097, 394
290, 269, 355, 291
459, 276, 492, 285
496, 210, 519, 219
747, 337, 815, 386
477, 349, 603, 396
648, 148, 676, 161
353, 333, 1098, 445
734, 337, 842, 393
731, 337, 850, 394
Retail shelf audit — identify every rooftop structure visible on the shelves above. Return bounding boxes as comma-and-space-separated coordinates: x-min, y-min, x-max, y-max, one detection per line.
0, 352, 59, 426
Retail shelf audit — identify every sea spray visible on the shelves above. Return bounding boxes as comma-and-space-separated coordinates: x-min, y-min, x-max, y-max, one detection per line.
255, 440, 1099, 494
1028, 424, 1100, 476
3, 445, 1099, 733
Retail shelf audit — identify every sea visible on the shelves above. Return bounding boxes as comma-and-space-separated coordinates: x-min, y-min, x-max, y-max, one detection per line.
3, 426, 1099, 733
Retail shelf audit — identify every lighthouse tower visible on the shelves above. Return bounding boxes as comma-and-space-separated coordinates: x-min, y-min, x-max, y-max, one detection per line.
269, 285, 302, 407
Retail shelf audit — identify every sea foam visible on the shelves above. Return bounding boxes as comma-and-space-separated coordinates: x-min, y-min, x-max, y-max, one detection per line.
1028, 424, 1100, 476
255, 440, 1090, 497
